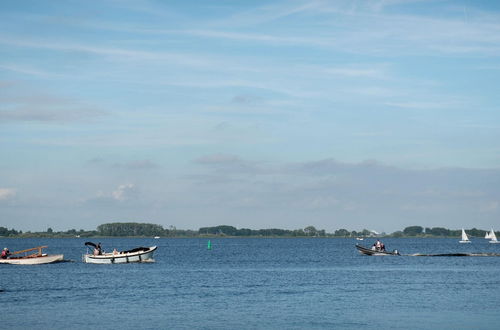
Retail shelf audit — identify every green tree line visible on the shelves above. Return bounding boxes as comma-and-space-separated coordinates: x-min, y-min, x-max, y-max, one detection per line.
0, 223, 497, 238
198, 225, 326, 237
390, 226, 493, 238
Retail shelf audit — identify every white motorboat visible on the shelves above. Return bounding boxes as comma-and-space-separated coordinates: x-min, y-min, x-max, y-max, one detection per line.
356, 244, 400, 256
0, 246, 64, 265
83, 243, 157, 264
459, 228, 471, 243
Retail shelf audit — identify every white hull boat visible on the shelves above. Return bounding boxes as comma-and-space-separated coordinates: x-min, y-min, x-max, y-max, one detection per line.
459, 228, 471, 243
0, 246, 64, 265
83, 245, 157, 264
356, 244, 400, 256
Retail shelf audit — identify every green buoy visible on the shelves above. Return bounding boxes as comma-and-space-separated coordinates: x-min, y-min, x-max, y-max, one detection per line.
207, 240, 212, 250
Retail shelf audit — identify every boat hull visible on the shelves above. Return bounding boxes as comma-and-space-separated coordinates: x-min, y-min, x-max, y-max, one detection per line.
83, 246, 157, 264
356, 244, 400, 256
0, 254, 64, 265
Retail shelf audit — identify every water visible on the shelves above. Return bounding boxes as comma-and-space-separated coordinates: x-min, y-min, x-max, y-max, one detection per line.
1, 238, 500, 329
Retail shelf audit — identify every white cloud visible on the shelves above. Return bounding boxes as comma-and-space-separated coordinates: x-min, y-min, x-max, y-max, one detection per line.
0, 188, 16, 200
84, 183, 139, 206
111, 184, 137, 201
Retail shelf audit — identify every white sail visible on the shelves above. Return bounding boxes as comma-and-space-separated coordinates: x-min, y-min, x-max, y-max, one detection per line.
485, 231, 492, 239
490, 230, 499, 243
459, 228, 471, 243
461, 229, 469, 241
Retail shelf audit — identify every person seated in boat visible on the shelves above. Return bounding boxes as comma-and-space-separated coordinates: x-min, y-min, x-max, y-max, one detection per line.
113, 248, 119, 255
380, 242, 386, 251
1, 248, 10, 259
93, 243, 103, 256
375, 239, 382, 251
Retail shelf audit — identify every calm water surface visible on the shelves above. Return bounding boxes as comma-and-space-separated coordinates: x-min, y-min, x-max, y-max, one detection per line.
1, 238, 500, 329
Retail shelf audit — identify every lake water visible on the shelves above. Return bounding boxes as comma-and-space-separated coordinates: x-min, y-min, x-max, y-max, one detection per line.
1, 237, 500, 329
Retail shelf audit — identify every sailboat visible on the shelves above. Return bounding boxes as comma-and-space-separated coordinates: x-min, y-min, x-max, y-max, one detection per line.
489, 229, 499, 244
459, 228, 471, 243
485, 230, 492, 239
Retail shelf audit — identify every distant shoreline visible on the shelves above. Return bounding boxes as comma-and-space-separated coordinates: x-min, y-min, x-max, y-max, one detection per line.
1, 223, 496, 239
0, 235, 481, 239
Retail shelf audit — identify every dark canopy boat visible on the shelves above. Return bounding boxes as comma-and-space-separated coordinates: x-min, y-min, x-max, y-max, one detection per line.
356, 244, 400, 256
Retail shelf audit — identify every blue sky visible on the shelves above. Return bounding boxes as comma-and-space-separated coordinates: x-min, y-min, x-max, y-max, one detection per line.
1, 0, 500, 232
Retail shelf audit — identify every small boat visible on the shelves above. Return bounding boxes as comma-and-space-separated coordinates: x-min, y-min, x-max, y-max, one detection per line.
489, 229, 499, 244
355, 237, 364, 241
485, 230, 492, 239
356, 244, 400, 256
0, 246, 64, 265
459, 228, 471, 243
83, 242, 157, 264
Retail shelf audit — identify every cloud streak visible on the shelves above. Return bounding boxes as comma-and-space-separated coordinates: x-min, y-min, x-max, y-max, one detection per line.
0, 83, 104, 123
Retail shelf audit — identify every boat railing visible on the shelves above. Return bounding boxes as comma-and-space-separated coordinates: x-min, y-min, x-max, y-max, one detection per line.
11, 246, 47, 257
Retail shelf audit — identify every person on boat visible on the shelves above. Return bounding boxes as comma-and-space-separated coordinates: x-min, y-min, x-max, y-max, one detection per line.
380, 242, 386, 252
1, 248, 10, 259
375, 239, 382, 251
93, 243, 103, 256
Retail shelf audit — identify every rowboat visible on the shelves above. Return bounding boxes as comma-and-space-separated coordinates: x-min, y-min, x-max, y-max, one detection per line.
356, 244, 400, 256
0, 246, 64, 265
83, 243, 157, 264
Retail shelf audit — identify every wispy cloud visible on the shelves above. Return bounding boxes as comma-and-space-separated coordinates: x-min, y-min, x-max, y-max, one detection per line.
111, 183, 137, 201
179, 1, 500, 56
87, 158, 159, 170
0, 188, 16, 200
0, 64, 54, 77
208, 1, 323, 27
385, 101, 457, 110
112, 160, 159, 170
195, 153, 242, 165
85, 183, 139, 206
325, 67, 386, 78
178, 29, 332, 47
0, 82, 105, 123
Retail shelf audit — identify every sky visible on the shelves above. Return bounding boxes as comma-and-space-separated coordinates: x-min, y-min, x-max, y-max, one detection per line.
1, 0, 500, 233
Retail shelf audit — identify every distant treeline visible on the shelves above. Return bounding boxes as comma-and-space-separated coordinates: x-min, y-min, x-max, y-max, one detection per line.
0, 223, 497, 238
392, 226, 496, 238
199, 225, 327, 237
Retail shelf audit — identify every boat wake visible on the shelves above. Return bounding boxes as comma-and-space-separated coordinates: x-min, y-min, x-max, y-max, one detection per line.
407, 253, 500, 257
